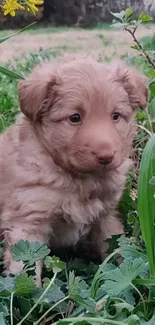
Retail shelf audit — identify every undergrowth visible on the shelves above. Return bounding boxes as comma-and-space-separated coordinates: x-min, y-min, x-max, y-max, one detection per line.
1, 8, 155, 325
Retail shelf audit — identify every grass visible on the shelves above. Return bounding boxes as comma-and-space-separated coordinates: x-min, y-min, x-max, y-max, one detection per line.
1, 18, 155, 324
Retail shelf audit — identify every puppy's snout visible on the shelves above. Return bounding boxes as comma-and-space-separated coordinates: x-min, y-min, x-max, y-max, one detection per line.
96, 151, 114, 166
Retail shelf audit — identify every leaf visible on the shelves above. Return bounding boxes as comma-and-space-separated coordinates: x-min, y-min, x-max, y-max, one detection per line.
0, 22, 36, 44
14, 273, 37, 296
33, 283, 65, 304
17, 296, 33, 315
138, 135, 155, 278
0, 276, 15, 297
125, 315, 141, 325
0, 312, 6, 325
101, 257, 145, 298
44, 256, 65, 273
110, 10, 125, 21
149, 176, 155, 186
138, 13, 153, 22
144, 315, 155, 324
0, 66, 24, 80
110, 22, 125, 28
112, 299, 134, 314
125, 8, 132, 19
131, 45, 139, 51
11, 240, 50, 266
0, 302, 9, 317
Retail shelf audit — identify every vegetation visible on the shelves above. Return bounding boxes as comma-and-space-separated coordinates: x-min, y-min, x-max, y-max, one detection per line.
1, 6, 155, 325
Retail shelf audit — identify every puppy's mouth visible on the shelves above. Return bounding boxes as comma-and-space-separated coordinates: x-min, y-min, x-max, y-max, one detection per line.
67, 157, 123, 175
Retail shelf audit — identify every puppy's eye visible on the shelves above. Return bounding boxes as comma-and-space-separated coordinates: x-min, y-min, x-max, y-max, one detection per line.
69, 113, 81, 124
112, 112, 120, 121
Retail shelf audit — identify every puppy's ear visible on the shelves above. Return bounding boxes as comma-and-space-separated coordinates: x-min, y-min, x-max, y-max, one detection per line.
115, 62, 149, 110
18, 66, 58, 122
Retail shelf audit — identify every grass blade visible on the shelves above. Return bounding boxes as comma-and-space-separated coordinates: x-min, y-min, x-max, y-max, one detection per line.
0, 22, 36, 44
138, 134, 155, 277
0, 66, 24, 80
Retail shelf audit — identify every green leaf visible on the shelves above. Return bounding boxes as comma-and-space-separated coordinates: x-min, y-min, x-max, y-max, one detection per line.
125, 8, 132, 19
131, 45, 139, 51
11, 240, 50, 266
33, 282, 65, 304
125, 315, 141, 325
138, 13, 153, 22
44, 256, 65, 273
110, 10, 125, 21
138, 135, 155, 277
0, 302, 9, 317
101, 257, 145, 297
110, 22, 125, 28
17, 296, 33, 316
0, 66, 24, 80
149, 176, 155, 186
14, 273, 37, 297
0, 312, 6, 325
0, 22, 36, 44
0, 276, 15, 297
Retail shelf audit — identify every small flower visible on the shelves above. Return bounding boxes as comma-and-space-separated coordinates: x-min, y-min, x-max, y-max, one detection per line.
1, 0, 25, 16
25, 0, 43, 15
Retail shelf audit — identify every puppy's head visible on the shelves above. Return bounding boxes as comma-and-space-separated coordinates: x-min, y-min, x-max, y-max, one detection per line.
18, 60, 148, 173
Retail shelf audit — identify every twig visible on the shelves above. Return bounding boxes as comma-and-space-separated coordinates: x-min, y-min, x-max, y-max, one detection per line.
124, 26, 155, 69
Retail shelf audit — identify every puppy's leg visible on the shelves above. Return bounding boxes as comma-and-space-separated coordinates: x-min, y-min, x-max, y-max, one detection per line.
3, 222, 50, 286
85, 212, 124, 261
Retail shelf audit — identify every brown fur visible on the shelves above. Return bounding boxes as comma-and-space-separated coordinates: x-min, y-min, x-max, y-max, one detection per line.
0, 59, 148, 285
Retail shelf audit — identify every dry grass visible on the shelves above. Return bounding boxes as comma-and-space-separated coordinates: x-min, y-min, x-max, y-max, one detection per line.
0, 24, 155, 63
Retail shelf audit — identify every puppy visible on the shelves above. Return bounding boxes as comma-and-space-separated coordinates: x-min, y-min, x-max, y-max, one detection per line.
0, 59, 148, 285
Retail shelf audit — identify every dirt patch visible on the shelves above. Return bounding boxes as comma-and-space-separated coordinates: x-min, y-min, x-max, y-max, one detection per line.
0, 24, 155, 63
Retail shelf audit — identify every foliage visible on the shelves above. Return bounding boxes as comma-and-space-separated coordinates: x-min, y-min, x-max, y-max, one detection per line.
1, 5, 155, 325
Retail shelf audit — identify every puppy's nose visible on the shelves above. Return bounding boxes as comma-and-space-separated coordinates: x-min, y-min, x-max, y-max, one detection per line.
96, 152, 114, 165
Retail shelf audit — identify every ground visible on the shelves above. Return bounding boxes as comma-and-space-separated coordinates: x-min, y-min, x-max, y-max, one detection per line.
0, 23, 155, 63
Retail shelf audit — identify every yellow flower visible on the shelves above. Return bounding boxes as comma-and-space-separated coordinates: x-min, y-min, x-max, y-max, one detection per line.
2, 0, 25, 16
25, 0, 43, 15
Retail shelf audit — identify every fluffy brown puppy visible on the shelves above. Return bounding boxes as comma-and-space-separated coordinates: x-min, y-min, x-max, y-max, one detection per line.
0, 59, 148, 285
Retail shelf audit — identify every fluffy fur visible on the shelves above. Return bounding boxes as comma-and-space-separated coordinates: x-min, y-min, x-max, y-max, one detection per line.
0, 59, 148, 285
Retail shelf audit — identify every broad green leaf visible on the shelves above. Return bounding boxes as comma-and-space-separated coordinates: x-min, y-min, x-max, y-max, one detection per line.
11, 240, 50, 266
0, 312, 6, 325
44, 256, 65, 273
0, 302, 9, 317
0, 66, 24, 80
125, 8, 132, 19
17, 296, 33, 315
110, 10, 125, 21
33, 282, 65, 304
144, 315, 155, 324
138, 13, 153, 22
0, 276, 15, 297
14, 273, 36, 296
0, 22, 36, 44
110, 22, 125, 28
125, 315, 141, 325
101, 257, 145, 297
138, 134, 155, 277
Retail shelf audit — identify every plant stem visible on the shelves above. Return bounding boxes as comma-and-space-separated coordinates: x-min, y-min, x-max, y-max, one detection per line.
10, 292, 14, 325
17, 272, 57, 325
52, 316, 131, 325
131, 283, 146, 314
124, 26, 155, 69
34, 295, 69, 325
